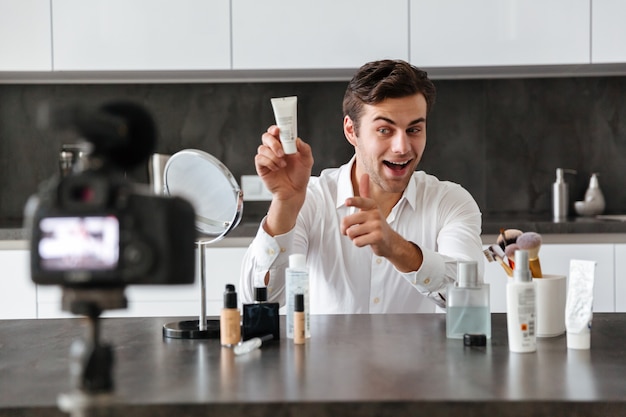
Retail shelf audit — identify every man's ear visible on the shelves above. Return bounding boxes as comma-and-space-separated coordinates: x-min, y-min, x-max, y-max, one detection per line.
343, 115, 358, 147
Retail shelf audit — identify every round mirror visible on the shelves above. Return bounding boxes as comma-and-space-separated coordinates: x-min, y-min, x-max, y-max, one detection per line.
164, 149, 243, 244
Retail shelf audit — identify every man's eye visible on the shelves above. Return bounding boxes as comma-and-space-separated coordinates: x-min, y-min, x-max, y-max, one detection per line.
408, 127, 422, 134
377, 127, 390, 134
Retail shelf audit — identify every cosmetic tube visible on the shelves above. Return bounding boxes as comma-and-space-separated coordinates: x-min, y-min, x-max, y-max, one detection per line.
506, 250, 536, 353
294, 293, 305, 345
234, 334, 273, 356
565, 260, 596, 350
270, 96, 298, 154
220, 284, 241, 347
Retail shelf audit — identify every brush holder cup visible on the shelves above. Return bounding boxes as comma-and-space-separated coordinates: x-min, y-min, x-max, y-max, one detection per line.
533, 274, 567, 337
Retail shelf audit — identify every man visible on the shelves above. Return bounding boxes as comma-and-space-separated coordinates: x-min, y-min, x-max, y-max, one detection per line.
240, 59, 483, 313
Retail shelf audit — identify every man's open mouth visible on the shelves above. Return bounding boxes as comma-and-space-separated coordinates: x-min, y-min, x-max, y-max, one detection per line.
383, 160, 411, 171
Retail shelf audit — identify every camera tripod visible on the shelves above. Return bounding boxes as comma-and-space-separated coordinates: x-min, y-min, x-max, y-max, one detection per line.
56, 287, 127, 417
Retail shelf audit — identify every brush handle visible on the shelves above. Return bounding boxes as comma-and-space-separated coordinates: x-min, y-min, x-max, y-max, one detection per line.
529, 258, 543, 278
498, 258, 513, 277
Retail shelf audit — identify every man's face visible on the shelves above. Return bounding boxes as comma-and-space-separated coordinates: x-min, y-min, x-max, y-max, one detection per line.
344, 93, 428, 195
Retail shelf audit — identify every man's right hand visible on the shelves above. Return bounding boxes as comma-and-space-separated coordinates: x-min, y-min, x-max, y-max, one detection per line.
255, 125, 314, 236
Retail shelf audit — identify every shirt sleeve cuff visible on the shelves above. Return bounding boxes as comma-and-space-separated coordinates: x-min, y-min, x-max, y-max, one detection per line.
399, 246, 452, 308
250, 217, 293, 271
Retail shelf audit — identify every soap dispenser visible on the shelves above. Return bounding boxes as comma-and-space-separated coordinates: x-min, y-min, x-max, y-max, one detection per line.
446, 261, 491, 339
574, 173, 605, 217
552, 168, 577, 222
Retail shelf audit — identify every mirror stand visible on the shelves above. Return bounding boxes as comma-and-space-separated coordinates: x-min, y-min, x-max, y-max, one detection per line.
162, 241, 220, 339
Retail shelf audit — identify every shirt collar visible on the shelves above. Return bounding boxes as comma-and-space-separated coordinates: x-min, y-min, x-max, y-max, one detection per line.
336, 156, 356, 209
335, 156, 418, 212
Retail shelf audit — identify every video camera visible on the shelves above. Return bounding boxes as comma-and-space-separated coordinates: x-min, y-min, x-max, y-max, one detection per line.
25, 101, 196, 289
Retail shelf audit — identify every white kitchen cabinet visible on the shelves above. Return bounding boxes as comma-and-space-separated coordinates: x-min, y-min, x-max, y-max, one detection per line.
0, 249, 37, 319
484, 243, 615, 313
614, 244, 626, 312
232, 0, 409, 70
591, 0, 626, 63
0, 0, 52, 71
52, 0, 231, 71
37, 246, 248, 319
410, 0, 590, 67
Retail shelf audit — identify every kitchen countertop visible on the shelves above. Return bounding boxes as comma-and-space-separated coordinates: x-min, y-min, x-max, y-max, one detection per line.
1, 313, 625, 416
3, 214, 626, 248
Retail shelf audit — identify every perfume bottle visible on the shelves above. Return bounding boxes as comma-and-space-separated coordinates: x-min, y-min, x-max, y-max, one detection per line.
242, 287, 280, 341
220, 284, 241, 347
446, 261, 491, 339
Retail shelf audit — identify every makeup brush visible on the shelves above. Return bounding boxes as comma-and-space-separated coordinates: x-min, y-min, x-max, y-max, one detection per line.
516, 232, 543, 278
504, 243, 519, 269
496, 228, 523, 251
483, 244, 513, 277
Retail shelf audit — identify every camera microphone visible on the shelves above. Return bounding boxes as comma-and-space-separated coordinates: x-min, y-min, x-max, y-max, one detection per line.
39, 100, 157, 170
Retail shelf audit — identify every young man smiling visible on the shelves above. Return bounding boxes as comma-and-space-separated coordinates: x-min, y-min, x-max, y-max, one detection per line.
240, 59, 483, 313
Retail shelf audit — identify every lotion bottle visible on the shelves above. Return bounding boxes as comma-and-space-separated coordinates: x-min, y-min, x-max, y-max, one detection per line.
285, 254, 310, 339
446, 261, 491, 339
506, 250, 537, 353
552, 168, 576, 222
220, 284, 241, 347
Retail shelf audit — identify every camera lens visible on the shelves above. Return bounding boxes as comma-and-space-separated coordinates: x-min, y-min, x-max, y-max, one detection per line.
71, 185, 96, 203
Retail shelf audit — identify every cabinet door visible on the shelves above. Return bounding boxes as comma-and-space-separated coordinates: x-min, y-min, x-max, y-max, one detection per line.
0, 250, 37, 319
37, 246, 248, 318
0, 0, 52, 71
484, 243, 615, 313
591, 0, 626, 63
615, 244, 626, 312
410, 0, 590, 67
52, 0, 230, 71
539, 244, 614, 313
232, 0, 409, 70
482, 249, 509, 313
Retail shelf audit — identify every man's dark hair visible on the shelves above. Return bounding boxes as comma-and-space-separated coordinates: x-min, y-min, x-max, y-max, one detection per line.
342, 59, 436, 134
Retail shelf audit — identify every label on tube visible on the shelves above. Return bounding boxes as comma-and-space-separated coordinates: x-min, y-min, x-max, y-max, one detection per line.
271, 96, 298, 154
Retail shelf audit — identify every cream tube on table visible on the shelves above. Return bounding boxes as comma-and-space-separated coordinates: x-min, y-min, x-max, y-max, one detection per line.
565, 259, 596, 350
271, 96, 298, 154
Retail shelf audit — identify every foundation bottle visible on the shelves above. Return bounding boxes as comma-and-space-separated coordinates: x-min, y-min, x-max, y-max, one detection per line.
294, 293, 305, 345
220, 284, 241, 347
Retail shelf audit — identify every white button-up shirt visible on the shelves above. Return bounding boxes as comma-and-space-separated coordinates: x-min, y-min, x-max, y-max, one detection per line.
240, 158, 483, 314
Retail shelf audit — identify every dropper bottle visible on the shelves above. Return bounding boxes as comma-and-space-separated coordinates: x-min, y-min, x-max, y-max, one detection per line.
506, 250, 537, 353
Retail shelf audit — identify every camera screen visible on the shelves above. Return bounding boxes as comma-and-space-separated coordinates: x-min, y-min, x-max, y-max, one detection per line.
38, 216, 120, 271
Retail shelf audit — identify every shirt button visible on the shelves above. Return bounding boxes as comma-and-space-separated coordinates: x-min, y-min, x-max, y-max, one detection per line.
423, 278, 431, 285
280, 247, 286, 253
376, 258, 382, 264
268, 249, 275, 255
373, 297, 380, 304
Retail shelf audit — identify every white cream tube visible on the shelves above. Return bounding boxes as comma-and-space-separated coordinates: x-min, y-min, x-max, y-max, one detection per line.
565, 259, 596, 350
271, 96, 298, 154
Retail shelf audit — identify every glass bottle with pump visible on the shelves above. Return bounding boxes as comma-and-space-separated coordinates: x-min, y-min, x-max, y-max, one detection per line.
446, 261, 491, 339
